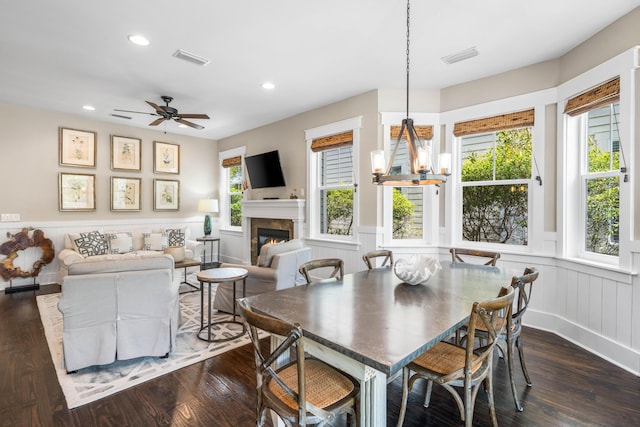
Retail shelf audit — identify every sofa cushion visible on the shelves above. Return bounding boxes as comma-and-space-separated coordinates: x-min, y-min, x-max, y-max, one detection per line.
257, 239, 303, 267
143, 232, 168, 251
105, 232, 134, 254
67, 251, 173, 275
71, 231, 108, 257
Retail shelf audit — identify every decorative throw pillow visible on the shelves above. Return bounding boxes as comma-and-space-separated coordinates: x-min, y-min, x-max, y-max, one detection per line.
73, 231, 108, 257
143, 232, 168, 251
105, 232, 134, 254
165, 228, 185, 247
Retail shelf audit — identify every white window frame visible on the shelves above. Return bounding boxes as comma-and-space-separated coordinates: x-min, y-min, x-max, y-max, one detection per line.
219, 146, 245, 232
305, 116, 361, 243
441, 90, 552, 255
380, 112, 440, 247
558, 47, 636, 269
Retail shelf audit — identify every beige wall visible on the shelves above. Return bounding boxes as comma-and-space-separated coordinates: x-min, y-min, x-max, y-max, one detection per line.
0, 102, 218, 222
218, 90, 381, 227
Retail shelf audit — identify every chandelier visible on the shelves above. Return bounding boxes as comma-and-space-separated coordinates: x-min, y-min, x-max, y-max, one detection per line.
371, 0, 451, 186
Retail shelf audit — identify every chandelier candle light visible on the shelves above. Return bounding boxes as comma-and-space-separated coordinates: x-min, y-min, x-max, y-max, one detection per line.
198, 199, 218, 236
371, 0, 451, 186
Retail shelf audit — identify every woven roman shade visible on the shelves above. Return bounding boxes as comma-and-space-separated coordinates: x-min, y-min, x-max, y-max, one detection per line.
310, 131, 353, 153
564, 77, 620, 117
391, 125, 433, 140
453, 109, 535, 137
221, 156, 242, 168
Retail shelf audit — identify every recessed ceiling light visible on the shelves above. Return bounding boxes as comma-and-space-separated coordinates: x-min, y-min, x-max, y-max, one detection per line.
178, 124, 189, 128
128, 34, 150, 46
261, 82, 275, 90
82, 105, 95, 111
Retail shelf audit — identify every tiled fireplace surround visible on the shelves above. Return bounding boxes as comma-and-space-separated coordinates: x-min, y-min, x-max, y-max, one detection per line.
241, 199, 306, 265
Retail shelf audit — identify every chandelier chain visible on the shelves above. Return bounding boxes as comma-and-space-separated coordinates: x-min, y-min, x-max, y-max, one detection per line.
406, 0, 411, 118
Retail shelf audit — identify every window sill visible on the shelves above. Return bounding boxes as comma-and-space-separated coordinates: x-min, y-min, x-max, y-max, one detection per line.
305, 236, 361, 250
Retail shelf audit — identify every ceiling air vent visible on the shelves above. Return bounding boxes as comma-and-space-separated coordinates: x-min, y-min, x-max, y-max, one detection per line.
173, 49, 211, 66
441, 47, 479, 65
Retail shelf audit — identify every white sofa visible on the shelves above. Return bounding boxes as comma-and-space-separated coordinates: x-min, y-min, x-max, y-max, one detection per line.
57, 255, 180, 371
215, 239, 310, 313
58, 227, 203, 281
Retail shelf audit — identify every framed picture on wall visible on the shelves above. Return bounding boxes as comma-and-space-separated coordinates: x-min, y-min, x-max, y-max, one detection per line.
153, 141, 180, 174
111, 135, 141, 171
59, 127, 97, 168
153, 179, 179, 211
111, 176, 141, 211
59, 172, 96, 211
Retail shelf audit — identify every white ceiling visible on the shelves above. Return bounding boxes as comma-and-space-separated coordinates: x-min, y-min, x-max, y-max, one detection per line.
1, 0, 638, 140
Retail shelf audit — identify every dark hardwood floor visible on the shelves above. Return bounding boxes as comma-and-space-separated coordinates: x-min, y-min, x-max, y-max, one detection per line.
1, 284, 639, 426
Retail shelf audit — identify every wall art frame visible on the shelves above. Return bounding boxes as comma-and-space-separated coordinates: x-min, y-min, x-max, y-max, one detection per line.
153, 179, 180, 211
59, 127, 97, 168
153, 141, 180, 174
111, 176, 142, 211
59, 172, 96, 211
111, 135, 141, 171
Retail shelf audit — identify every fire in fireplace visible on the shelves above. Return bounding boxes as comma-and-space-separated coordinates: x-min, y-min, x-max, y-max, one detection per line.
257, 228, 290, 255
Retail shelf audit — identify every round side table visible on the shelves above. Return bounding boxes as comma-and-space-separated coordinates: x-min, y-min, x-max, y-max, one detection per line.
197, 267, 248, 342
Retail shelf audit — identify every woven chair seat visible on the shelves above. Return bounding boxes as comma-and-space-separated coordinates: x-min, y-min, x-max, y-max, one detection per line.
410, 341, 480, 376
268, 359, 356, 410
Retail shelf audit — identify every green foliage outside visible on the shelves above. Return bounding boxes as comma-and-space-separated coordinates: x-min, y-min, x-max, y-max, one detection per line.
392, 188, 415, 239
229, 165, 243, 227
325, 188, 353, 235
585, 137, 619, 255
461, 129, 531, 244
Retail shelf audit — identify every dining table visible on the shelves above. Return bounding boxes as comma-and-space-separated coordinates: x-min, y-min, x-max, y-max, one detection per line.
242, 261, 516, 427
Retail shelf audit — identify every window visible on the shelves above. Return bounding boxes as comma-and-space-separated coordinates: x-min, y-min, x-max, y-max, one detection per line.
454, 110, 534, 246
564, 76, 621, 259
219, 148, 245, 230
582, 103, 620, 255
305, 117, 361, 241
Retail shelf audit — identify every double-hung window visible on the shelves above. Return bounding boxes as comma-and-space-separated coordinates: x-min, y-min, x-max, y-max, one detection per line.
306, 117, 360, 241
565, 77, 620, 258
454, 110, 534, 246
219, 147, 245, 230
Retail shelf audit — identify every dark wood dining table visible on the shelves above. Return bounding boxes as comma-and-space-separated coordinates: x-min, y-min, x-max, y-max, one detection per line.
242, 261, 515, 427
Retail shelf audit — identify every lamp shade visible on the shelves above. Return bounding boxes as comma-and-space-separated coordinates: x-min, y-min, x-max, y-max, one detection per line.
198, 199, 219, 213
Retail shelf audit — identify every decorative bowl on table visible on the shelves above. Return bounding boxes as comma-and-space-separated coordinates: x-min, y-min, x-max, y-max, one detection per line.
393, 254, 442, 285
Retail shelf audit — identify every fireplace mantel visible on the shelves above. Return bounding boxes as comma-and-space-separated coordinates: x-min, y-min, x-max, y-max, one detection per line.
242, 199, 305, 221
241, 199, 306, 263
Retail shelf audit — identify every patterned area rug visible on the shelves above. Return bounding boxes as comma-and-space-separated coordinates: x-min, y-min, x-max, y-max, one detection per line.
37, 281, 259, 409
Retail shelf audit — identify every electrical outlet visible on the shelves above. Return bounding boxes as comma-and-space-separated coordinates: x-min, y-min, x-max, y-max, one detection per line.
0, 213, 21, 222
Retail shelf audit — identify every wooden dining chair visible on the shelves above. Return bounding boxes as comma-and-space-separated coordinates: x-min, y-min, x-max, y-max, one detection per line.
450, 248, 501, 266
238, 299, 359, 427
457, 267, 539, 412
362, 249, 394, 270
298, 258, 344, 284
397, 286, 515, 427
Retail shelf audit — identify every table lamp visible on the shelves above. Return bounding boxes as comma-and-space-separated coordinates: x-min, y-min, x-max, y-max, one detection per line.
198, 198, 218, 236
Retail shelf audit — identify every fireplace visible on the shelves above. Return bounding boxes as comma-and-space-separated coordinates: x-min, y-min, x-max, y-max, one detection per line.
257, 228, 290, 256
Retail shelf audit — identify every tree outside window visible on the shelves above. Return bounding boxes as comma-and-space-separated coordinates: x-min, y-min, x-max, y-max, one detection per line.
460, 128, 531, 245
229, 165, 243, 227
584, 103, 620, 256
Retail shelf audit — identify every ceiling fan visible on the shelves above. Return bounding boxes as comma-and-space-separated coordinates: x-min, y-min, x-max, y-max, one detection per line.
114, 95, 210, 130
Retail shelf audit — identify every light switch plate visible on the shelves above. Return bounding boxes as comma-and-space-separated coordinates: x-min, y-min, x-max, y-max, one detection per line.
0, 213, 21, 222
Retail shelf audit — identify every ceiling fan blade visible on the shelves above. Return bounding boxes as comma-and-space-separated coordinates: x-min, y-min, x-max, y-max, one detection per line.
179, 113, 210, 120
114, 108, 158, 116
176, 118, 204, 130
149, 117, 166, 126
146, 101, 164, 114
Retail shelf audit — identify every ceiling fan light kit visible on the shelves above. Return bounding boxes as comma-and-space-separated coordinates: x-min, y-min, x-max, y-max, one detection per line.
114, 95, 210, 130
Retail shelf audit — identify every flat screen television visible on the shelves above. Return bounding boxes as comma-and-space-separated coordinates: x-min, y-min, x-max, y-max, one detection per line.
244, 150, 286, 189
